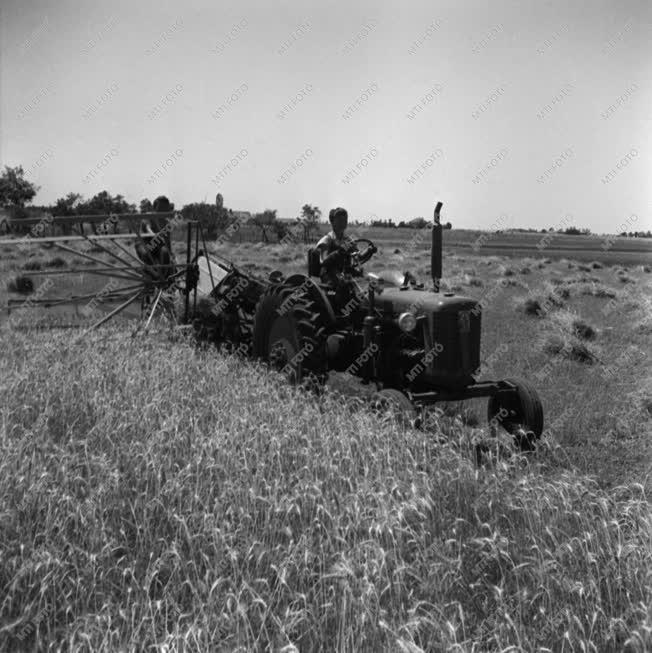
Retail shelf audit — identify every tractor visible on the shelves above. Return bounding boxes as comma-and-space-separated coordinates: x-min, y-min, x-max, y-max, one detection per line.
189, 202, 544, 450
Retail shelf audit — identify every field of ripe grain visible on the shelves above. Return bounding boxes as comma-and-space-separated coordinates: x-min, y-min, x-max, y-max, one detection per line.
1, 234, 651, 651
1, 327, 650, 651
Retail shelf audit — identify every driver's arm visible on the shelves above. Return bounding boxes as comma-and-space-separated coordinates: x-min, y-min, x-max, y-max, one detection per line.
316, 234, 347, 271
315, 234, 332, 263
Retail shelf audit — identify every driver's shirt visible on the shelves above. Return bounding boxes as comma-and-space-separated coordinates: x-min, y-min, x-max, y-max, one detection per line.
316, 230, 357, 259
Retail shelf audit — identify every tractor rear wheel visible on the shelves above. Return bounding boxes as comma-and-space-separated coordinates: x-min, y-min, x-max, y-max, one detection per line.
487, 377, 544, 451
252, 284, 328, 386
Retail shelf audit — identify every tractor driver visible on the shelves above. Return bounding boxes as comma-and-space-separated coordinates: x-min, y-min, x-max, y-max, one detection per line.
316, 207, 376, 286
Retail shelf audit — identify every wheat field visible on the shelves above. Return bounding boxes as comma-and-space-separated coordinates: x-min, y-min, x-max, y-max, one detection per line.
1, 238, 651, 651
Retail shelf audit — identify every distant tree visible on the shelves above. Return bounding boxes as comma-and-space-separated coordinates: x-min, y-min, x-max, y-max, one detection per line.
49, 192, 82, 234
140, 198, 153, 213
251, 209, 277, 243
0, 165, 39, 208
70, 191, 135, 234
563, 226, 582, 235
216, 193, 224, 209
51, 192, 83, 216
76, 190, 136, 216
180, 202, 229, 240
410, 217, 428, 229
300, 204, 322, 242
272, 220, 290, 241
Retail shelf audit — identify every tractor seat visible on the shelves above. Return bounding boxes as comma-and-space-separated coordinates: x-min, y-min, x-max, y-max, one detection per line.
307, 247, 321, 277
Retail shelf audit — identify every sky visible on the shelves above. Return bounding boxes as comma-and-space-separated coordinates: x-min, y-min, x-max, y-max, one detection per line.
1, 0, 650, 233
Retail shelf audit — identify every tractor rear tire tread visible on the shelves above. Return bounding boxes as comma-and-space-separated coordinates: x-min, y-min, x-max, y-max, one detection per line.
252, 283, 329, 385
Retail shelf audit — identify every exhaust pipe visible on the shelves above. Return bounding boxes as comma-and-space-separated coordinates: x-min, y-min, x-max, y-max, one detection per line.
431, 201, 451, 293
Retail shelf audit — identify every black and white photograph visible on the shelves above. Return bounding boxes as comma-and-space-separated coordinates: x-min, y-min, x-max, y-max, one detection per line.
1, 0, 651, 650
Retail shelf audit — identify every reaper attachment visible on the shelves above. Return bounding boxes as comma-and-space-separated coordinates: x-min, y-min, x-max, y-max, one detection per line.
2, 212, 186, 331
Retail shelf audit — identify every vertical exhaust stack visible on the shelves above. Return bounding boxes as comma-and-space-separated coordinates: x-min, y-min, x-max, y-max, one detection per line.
431, 202, 443, 292
431, 202, 451, 292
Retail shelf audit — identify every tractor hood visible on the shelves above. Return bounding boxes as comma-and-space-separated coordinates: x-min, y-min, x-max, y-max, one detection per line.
376, 287, 478, 315
367, 269, 407, 287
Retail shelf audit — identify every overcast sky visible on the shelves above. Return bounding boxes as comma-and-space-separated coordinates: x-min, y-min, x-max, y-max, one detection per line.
1, 0, 650, 232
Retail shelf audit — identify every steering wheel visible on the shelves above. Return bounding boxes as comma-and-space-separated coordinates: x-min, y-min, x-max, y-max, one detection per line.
351, 238, 377, 263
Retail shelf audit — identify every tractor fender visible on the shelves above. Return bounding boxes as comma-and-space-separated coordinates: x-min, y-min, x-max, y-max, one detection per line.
283, 274, 336, 327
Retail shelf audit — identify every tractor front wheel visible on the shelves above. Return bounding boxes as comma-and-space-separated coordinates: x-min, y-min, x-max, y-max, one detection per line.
372, 388, 421, 428
487, 378, 544, 451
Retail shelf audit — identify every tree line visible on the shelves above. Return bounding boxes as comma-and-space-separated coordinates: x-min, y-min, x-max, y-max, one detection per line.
0, 165, 322, 243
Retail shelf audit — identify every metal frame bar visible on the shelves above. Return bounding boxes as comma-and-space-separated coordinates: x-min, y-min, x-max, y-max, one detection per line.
0, 233, 139, 246
193, 223, 199, 315
6, 284, 147, 310
3, 211, 176, 228
52, 242, 133, 272
87, 290, 143, 330
408, 379, 517, 405
184, 221, 192, 323
110, 238, 146, 266
198, 222, 216, 292
80, 232, 136, 270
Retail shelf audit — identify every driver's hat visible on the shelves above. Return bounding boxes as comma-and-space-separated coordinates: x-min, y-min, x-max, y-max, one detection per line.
329, 207, 348, 223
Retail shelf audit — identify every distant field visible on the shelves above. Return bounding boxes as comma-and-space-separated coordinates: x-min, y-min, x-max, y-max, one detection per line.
178, 224, 652, 266
359, 227, 652, 266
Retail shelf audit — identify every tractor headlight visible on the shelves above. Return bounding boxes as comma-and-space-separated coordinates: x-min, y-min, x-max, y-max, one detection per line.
397, 312, 418, 332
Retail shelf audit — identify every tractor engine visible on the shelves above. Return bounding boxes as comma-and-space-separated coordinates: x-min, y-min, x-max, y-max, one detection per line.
376, 289, 481, 389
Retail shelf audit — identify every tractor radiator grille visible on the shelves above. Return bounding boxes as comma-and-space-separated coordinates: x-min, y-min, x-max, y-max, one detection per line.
427, 310, 481, 380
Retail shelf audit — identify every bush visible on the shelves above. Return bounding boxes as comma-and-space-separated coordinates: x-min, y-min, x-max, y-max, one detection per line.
518, 297, 542, 316
578, 283, 616, 298
541, 332, 597, 363
517, 284, 569, 318
21, 259, 43, 271
572, 318, 597, 340
590, 261, 603, 269
44, 256, 67, 268
541, 310, 600, 362
7, 274, 34, 293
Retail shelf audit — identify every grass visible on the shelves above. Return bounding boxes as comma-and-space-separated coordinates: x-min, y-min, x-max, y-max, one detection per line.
0, 327, 650, 651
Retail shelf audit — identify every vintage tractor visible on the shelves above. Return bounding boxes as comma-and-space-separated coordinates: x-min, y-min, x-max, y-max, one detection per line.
193, 202, 543, 450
